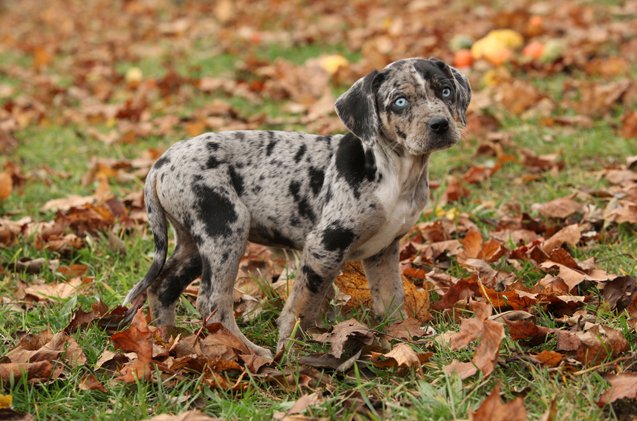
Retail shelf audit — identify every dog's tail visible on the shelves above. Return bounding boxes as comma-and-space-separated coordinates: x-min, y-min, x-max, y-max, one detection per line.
121, 171, 168, 319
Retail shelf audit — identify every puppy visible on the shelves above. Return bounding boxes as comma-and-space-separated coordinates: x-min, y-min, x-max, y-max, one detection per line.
122, 57, 471, 358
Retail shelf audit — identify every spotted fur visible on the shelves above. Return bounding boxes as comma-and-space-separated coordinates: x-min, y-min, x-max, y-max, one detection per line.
122, 58, 471, 357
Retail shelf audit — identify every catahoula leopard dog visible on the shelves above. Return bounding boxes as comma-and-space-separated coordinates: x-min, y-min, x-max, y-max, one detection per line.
122, 57, 471, 358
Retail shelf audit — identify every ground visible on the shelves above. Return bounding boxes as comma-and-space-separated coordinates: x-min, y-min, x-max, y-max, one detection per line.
0, 0, 636, 420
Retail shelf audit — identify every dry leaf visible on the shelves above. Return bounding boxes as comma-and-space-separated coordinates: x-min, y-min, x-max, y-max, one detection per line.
536, 197, 582, 219
0, 172, 12, 200
597, 373, 637, 406
470, 385, 527, 421
370, 343, 431, 369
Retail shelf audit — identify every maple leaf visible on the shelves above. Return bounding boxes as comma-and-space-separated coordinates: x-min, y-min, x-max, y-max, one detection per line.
110, 309, 154, 381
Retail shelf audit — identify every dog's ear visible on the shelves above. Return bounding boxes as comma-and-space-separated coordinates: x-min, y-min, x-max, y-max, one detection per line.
335, 70, 384, 143
431, 59, 472, 126
448, 66, 472, 126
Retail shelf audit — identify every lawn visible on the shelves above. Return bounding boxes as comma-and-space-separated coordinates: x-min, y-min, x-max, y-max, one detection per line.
1, 0, 636, 420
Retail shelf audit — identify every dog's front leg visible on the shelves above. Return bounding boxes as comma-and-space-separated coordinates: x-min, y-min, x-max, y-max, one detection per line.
362, 239, 405, 321
277, 232, 346, 351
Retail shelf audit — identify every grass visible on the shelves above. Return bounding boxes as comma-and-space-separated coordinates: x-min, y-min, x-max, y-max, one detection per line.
1, 18, 637, 421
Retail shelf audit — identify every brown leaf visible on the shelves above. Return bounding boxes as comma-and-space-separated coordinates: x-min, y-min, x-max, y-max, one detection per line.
472, 320, 505, 377
24, 277, 89, 301
597, 373, 637, 406
0, 361, 52, 383
335, 262, 429, 321
65, 301, 109, 333
531, 350, 563, 367
601, 276, 637, 311
6, 331, 86, 367
273, 392, 322, 420
536, 197, 583, 219
620, 110, 637, 139
441, 176, 470, 204
432, 276, 480, 310
110, 309, 154, 381
145, 410, 223, 421
386, 318, 428, 340
311, 319, 375, 358
79, 373, 107, 393
470, 385, 527, 421
370, 343, 431, 370
0, 172, 13, 200
444, 359, 477, 379
541, 224, 581, 253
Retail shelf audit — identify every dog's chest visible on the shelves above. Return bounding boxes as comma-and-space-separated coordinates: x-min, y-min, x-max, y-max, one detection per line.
352, 160, 427, 259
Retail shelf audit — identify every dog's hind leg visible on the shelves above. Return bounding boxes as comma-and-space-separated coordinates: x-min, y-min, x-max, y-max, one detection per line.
192, 187, 273, 359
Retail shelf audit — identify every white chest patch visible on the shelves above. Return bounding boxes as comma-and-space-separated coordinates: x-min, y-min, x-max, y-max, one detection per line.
352, 156, 427, 259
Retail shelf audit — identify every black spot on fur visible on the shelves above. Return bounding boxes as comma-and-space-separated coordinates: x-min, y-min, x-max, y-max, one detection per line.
289, 181, 315, 222
316, 135, 332, 142
266, 132, 276, 156
228, 167, 244, 196
308, 167, 324, 196
322, 224, 355, 253
193, 184, 237, 238
154, 156, 171, 169
335, 133, 377, 196
303, 265, 324, 294
294, 144, 307, 163
235, 132, 246, 141
158, 255, 202, 307
206, 155, 222, 169
289, 181, 301, 197
206, 142, 220, 151
396, 128, 407, 139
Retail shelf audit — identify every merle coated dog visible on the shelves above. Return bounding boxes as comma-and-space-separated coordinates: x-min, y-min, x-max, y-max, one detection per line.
122, 57, 471, 358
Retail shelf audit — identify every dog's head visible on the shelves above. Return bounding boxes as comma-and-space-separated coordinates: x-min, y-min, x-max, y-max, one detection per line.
335, 58, 471, 156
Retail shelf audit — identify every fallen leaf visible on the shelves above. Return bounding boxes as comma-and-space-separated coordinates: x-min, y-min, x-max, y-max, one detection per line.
273, 392, 322, 420
311, 319, 375, 358
470, 385, 527, 421
24, 277, 89, 301
386, 318, 428, 340
370, 343, 431, 370
79, 373, 107, 393
0, 172, 12, 200
597, 373, 637, 406
531, 350, 563, 367
0, 361, 52, 383
145, 410, 223, 421
110, 309, 154, 381
536, 197, 583, 219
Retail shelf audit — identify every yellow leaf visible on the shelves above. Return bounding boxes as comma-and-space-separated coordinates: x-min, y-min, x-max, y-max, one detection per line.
0, 394, 12, 409
317, 55, 349, 75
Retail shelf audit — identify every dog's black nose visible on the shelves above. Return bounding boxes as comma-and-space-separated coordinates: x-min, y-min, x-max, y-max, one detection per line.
428, 117, 449, 133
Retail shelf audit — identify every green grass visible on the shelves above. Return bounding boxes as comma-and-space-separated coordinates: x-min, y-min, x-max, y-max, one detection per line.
1, 11, 637, 421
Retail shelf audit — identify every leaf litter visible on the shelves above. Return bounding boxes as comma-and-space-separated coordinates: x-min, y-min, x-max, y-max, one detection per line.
0, 0, 636, 418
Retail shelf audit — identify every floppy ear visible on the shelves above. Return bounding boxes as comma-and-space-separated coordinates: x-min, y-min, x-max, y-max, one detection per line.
448, 66, 471, 126
335, 70, 383, 143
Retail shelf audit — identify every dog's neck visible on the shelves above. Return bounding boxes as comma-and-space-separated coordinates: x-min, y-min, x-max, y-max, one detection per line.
370, 136, 430, 207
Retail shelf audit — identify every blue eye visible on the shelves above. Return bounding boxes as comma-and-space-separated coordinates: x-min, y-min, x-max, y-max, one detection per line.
442, 87, 452, 98
393, 97, 409, 109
